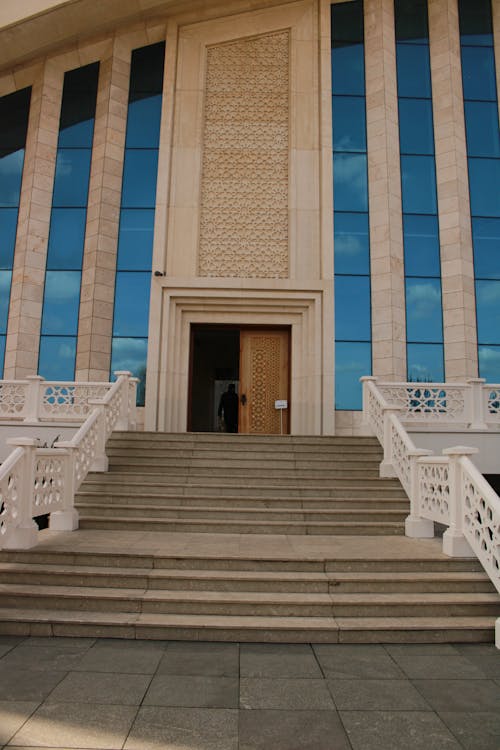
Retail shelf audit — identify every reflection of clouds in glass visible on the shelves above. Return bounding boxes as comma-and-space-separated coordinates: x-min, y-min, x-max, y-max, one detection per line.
477, 281, 500, 307
335, 154, 366, 193
55, 152, 74, 177
479, 346, 500, 366
45, 271, 81, 301
406, 282, 441, 319
112, 338, 147, 371
0, 271, 12, 294
0, 149, 24, 176
336, 357, 365, 374
335, 235, 363, 258
408, 363, 433, 381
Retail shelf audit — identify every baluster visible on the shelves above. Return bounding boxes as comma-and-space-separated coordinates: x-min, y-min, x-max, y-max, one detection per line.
442, 446, 477, 557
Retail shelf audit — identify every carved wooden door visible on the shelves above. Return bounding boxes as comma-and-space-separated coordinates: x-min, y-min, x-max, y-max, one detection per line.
239, 329, 289, 434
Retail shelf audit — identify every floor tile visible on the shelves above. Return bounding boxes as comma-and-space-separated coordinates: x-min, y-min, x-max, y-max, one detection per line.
0, 702, 39, 745
10, 702, 137, 749
313, 644, 404, 679
328, 679, 430, 711
0, 637, 26, 659
20, 637, 95, 650
340, 710, 462, 750
157, 641, 239, 676
239, 709, 351, 750
0, 646, 90, 673
73, 644, 163, 674
124, 706, 238, 750
240, 678, 334, 710
386, 644, 489, 679
240, 643, 322, 678
439, 711, 500, 750
46, 671, 151, 705
144, 674, 238, 707
0, 671, 66, 702
412, 679, 500, 712
454, 644, 500, 678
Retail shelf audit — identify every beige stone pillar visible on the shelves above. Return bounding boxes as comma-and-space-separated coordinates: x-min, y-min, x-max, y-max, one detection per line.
429, 0, 477, 379
4, 62, 63, 378
75, 40, 129, 381
364, 0, 406, 381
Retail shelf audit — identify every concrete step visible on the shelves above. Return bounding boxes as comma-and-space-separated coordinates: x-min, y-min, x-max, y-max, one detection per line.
0, 607, 493, 642
0, 563, 494, 594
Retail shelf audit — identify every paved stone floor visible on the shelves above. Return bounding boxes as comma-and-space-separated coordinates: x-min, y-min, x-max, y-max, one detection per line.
0, 636, 499, 749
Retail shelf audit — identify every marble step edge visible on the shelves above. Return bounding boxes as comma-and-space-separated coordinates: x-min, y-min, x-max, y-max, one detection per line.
74, 492, 409, 507
75, 503, 406, 517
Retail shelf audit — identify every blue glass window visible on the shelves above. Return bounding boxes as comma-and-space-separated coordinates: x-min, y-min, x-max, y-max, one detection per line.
38, 337, 77, 381
396, 45, 431, 98
401, 155, 437, 214
126, 95, 162, 148
41, 271, 81, 335
117, 209, 155, 271
0, 271, 12, 333
464, 102, 500, 158
331, 45, 365, 96
468, 159, 500, 218
121, 150, 159, 209
403, 215, 440, 277
112, 272, 150, 337
459, 0, 493, 45
473, 218, 500, 279
398, 99, 434, 155
476, 280, 500, 345
335, 276, 371, 341
335, 341, 371, 410
110, 337, 148, 405
478, 345, 500, 382
333, 153, 368, 213
406, 278, 443, 343
334, 212, 369, 275
0, 335, 5, 378
461, 46, 497, 101
47, 208, 87, 269
407, 343, 444, 382
0, 208, 19, 268
0, 150, 25, 207
52, 149, 92, 207
332, 96, 366, 152
394, 0, 428, 43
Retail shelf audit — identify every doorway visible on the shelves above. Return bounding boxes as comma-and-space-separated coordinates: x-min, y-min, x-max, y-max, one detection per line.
188, 325, 290, 434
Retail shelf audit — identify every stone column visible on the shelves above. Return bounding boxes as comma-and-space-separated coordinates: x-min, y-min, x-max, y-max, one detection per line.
429, 0, 477, 379
75, 40, 129, 381
4, 62, 62, 378
364, 0, 406, 381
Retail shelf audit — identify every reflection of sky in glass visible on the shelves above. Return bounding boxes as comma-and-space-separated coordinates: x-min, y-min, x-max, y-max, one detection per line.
0, 149, 24, 207
52, 150, 92, 207
0, 334, 5, 377
0, 208, 18, 268
58, 117, 94, 148
334, 212, 369, 275
122, 150, 159, 209
468, 159, 500, 218
398, 99, 434, 155
406, 278, 443, 342
401, 155, 437, 214
47, 208, 86, 269
331, 44, 365, 95
332, 96, 366, 152
111, 337, 147, 405
465, 101, 500, 158
117, 209, 155, 271
335, 341, 371, 410
473, 218, 500, 279
0, 271, 12, 333
126, 95, 162, 148
335, 276, 371, 341
476, 280, 500, 344
403, 215, 440, 277
478, 345, 500, 383
407, 343, 444, 382
396, 45, 431, 98
113, 272, 150, 337
333, 153, 368, 212
41, 271, 81, 335
38, 336, 76, 381
461, 46, 497, 101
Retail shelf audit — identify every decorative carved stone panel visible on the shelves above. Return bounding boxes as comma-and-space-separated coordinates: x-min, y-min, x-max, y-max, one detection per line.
199, 30, 289, 279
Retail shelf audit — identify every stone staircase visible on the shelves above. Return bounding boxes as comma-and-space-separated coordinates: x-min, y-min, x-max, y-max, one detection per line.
0, 432, 498, 642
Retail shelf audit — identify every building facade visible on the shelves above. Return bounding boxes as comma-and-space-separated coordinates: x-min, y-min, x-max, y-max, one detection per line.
0, 0, 498, 435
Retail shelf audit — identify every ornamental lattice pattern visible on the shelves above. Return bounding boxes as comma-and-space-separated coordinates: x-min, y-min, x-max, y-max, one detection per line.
199, 31, 289, 278
249, 336, 281, 433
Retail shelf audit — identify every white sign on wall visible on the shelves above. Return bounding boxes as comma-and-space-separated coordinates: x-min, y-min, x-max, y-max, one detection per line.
275, 400, 288, 409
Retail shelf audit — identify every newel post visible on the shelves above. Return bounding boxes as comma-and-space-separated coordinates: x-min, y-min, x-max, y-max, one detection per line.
23, 375, 45, 423
49, 446, 79, 531
88, 401, 109, 472
360, 376, 378, 428
466, 378, 488, 430
113, 371, 133, 430
3, 438, 38, 549
442, 446, 477, 557
404, 449, 434, 538
379, 407, 404, 478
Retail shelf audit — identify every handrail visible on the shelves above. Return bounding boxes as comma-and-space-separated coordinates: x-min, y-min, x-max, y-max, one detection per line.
0, 372, 138, 549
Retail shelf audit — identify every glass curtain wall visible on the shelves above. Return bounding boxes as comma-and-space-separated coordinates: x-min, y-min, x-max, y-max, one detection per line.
38, 63, 99, 380
459, 0, 500, 383
0, 87, 31, 376
395, 0, 444, 383
111, 42, 165, 405
331, 0, 371, 410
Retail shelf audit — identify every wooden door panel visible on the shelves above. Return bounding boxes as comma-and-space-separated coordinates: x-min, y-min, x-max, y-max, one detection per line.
239, 329, 289, 434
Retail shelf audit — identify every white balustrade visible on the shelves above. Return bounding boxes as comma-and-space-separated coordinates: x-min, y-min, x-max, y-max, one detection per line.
0, 372, 137, 549
363, 376, 500, 646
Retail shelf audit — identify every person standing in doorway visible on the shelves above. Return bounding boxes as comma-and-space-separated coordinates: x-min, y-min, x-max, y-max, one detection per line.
218, 383, 239, 433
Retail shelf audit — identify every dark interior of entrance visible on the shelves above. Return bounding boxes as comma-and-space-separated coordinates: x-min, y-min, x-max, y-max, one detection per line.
190, 327, 240, 432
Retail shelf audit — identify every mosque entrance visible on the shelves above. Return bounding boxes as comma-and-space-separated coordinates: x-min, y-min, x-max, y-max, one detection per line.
188, 325, 290, 434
